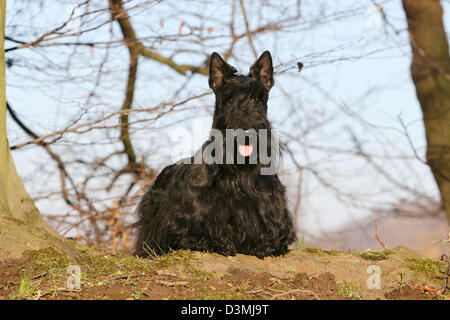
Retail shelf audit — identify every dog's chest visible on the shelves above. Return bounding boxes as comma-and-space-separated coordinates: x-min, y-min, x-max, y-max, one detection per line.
197, 176, 276, 213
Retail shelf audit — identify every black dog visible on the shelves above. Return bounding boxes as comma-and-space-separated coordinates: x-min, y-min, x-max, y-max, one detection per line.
135, 51, 296, 258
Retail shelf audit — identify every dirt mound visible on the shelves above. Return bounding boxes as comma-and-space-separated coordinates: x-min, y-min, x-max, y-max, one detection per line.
0, 242, 448, 300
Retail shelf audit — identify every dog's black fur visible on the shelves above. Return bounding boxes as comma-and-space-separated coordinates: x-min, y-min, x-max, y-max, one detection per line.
134, 51, 297, 258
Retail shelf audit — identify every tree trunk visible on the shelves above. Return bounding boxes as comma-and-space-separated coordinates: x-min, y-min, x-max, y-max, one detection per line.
402, 0, 450, 222
0, 0, 76, 260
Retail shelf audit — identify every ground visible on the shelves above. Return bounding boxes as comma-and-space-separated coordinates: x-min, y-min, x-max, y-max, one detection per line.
0, 240, 448, 300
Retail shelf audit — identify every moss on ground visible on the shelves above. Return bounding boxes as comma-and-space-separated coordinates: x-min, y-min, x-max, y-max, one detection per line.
154, 250, 197, 269
359, 249, 392, 261
406, 257, 447, 285
2, 244, 447, 300
20, 246, 152, 280
303, 248, 338, 256
22, 247, 70, 275
337, 281, 363, 300
79, 253, 151, 279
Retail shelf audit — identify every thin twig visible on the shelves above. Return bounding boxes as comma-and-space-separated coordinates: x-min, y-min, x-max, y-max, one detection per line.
374, 219, 386, 249
270, 289, 320, 300
239, 0, 258, 59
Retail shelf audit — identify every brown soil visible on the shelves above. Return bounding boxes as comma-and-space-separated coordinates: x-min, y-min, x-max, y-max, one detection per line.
0, 241, 448, 300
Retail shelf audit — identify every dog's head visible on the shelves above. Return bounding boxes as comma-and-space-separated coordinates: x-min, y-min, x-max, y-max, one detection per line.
209, 51, 273, 131
207, 52, 277, 170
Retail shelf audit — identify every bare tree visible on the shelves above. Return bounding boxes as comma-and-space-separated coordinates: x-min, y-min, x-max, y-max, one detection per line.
402, 0, 450, 221
0, 0, 75, 259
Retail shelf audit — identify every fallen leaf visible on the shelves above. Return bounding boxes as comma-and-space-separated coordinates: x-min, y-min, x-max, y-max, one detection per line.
418, 285, 439, 293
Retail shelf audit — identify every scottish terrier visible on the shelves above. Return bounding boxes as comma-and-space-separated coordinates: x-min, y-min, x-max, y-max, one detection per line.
135, 51, 296, 258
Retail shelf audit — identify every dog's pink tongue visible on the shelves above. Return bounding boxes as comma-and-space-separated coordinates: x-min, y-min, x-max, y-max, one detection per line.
238, 144, 253, 157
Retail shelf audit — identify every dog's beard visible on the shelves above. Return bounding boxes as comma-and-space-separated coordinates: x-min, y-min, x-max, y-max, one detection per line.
195, 128, 278, 174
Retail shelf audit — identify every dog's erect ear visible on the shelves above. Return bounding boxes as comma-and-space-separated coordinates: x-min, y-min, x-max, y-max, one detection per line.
250, 51, 274, 91
209, 52, 237, 92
